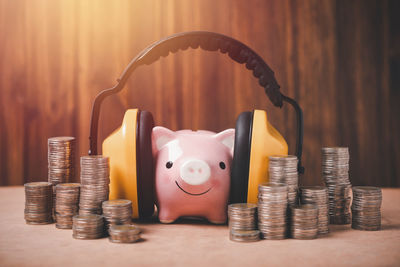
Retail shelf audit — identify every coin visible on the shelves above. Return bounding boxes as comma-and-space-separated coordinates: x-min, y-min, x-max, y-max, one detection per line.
268, 155, 299, 206
228, 203, 257, 231
72, 214, 105, 239
351, 186, 382, 231
290, 204, 318, 239
257, 183, 288, 240
48, 137, 76, 185
321, 147, 352, 224
55, 183, 80, 229
300, 186, 329, 235
229, 229, 260, 242
24, 182, 53, 225
102, 199, 132, 229
108, 224, 142, 243
48, 137, 76, 221
79, 156, 110, 215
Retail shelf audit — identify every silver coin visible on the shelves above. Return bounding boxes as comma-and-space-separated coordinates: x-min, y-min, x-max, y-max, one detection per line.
108, 224, 142, 243
24, 182, 53, 224
54, 183, 80, 229
351, 186, 382, 231
72, 214, 104, 239
102, 199, 133, 228
229, 229, 260, 242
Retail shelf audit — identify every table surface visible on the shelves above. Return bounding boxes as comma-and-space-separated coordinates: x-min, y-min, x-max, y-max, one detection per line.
0, 187, 399, 267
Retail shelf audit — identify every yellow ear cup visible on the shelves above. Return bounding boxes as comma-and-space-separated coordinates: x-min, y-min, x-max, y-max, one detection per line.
103, 109, 140, 218
246, 110, 288, 204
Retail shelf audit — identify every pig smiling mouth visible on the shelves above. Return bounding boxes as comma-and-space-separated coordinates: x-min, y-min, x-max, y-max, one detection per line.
175, 181, 212, 196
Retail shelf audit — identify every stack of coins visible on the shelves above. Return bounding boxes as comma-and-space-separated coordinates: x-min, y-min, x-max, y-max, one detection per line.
48, 137, 76, 185
48, 137, 76, 219
79, 156, 110, 215
351, 186, 382, 231
291, 204, 318, 239
269, 155, 299, 205
109, 225, 142, 243
55, 183, 80, 229
72, 214, 104, 239
24, 182, 53, 224
228, 203, 259, 242
229, 229, 261, 242
228, 203, 257, 231
102, 199, 132, 228
258, 183, 288, 239
300, 186, 329, 234
321, 147, 352, 224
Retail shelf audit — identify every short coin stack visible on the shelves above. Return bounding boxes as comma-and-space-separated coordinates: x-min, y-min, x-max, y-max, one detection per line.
291, 204, 318, 239
351, 186, 382, 231
79, 156, 110, 215
229, 230, 261, 242
321, 147, 352, 224
228, 203, 259, 242
24, 182, 53, 224
258, 183, 288, 240
55, 183, 80, 229
72, 214, 104, 239
300, 186, 329, 234
228, 203, 257, 231
109, 225, 142, 243
269, 155, 299, 205
102, 199, 132, 229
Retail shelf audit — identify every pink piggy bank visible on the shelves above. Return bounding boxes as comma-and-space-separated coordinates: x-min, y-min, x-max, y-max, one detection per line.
152, 126, 235, 224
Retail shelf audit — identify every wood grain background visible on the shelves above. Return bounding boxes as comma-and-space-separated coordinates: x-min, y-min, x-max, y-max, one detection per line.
0, 0, 399, 187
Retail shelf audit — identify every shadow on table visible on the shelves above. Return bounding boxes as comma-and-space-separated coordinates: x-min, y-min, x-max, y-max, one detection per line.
329, 224, 352, 233
132, 215, 228, 235
381, 223, 400, 231
134, 215, 227, 226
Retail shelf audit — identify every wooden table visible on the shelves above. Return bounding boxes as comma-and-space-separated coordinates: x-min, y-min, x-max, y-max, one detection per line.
0, 187, 399, 267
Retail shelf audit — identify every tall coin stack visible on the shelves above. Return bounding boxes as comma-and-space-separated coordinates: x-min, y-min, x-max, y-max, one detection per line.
351, 186, 382, 231
79, 156, 110, 215
48, 137, 76, 218
72, 214, 104, 239
48, 137, 76, 185
228, 203, 259, 242
55, 183, 80, 229
24, 182, 53, 224
109, 225, 142, 243
269, 155, 299, 205
321, 147, 352, 224
102, 199, 132, 229
300, 186, 329, 234
258, 183, 288, 240
291, 204, 318, 239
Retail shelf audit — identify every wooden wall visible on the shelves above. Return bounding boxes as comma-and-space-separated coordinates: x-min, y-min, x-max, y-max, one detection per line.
0, 0, 399, 186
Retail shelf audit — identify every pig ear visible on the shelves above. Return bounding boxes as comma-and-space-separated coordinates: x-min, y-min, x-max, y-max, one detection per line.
152, 126, 175, 151
214, 129, 235, 153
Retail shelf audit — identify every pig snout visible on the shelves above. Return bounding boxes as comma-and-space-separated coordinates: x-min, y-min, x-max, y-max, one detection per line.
180, 159, 211, 185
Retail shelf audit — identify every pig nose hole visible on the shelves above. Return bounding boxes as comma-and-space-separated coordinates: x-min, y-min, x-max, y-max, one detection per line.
180, 159, 211, 186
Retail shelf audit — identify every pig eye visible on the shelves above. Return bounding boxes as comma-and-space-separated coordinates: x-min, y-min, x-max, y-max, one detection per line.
219, 162, 226, 170
166, 161, 173, 169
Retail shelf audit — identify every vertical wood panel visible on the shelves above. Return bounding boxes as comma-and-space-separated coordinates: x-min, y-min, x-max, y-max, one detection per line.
0, 0, 398, 187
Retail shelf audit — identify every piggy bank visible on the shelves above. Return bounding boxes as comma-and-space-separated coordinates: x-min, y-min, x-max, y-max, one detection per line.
152, 127, 235, 224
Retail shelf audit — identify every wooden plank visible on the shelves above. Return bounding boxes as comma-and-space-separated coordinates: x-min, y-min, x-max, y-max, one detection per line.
0, 0, 397, 187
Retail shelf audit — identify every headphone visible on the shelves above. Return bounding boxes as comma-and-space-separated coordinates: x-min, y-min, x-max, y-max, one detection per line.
88, 31, 304, 218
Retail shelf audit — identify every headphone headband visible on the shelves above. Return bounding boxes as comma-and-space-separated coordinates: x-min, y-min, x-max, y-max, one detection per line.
89, 31, 304, 173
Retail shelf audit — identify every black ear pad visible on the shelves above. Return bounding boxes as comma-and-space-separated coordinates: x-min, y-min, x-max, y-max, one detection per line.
230, 111, 253, 204
136, 110, 155, 217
